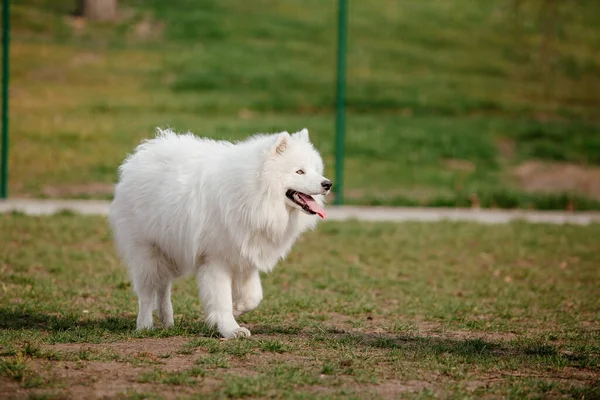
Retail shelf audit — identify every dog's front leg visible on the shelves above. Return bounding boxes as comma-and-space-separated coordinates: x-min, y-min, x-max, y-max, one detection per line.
233, 268, 263, 317
197, 261, 251, 339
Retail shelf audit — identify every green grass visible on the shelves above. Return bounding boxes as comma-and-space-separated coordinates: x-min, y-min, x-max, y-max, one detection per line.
137, 367, 205, 385
0, 214, 599, 398
9, 0, 600, 209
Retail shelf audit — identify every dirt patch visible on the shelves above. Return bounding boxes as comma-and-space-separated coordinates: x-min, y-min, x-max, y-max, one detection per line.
312, 315, 520, 342
46, 336, 189, 357
416, 320, 518, 342
23, 360, 200, 400
319, 316, 519, 342
310, 379, 437, 398
42, 182, 114, 197
319, 312, 354, 330
0, 379, 22, 400
373, 379, 436, 397
51, 361, 145, 391
514, 161, 600, 199
312, 312, 398, 335
33, 336, 324, 399
29, 338, 215, 399
500, 367, 600, 384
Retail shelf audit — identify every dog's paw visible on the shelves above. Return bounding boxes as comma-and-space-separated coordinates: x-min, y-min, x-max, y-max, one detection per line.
158, 315, 174, 328
221, 327, 251, 339
137, 313, 154, 330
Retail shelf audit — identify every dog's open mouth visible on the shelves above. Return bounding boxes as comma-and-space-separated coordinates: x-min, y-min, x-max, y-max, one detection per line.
286, 190, 326, 219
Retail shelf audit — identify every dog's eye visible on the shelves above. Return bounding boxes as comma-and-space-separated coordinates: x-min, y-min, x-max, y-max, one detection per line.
296, 169, 305, 175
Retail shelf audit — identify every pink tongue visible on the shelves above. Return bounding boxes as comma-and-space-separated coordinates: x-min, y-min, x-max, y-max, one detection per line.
298, 193, 326, 219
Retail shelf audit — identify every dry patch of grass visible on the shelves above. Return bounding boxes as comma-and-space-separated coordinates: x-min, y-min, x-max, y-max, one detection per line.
514, 161, 600, 200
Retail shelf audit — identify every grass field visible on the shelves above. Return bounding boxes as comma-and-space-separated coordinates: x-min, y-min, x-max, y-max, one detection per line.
9, 0, 600, 209
0, 214, 599, 398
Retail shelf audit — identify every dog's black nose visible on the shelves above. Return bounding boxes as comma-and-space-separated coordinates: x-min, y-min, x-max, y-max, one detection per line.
321, 180, 332, 191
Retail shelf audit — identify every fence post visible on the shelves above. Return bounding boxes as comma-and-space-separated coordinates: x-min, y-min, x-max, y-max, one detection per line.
334, 0, 347, 205
1, 0, 9, 199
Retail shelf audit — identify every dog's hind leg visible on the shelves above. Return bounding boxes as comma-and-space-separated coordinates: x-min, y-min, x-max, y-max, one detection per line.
128, 243, 171, 330
156, 280, 174, 328
233, 269, 263, 317
197, 260, 250, 339
134, 278, 155, 330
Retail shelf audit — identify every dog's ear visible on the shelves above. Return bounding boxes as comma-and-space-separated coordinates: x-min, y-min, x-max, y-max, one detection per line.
293, 128, 310, 142
272, 132, 290, 155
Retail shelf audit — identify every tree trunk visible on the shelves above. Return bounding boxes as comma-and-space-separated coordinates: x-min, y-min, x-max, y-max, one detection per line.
82, 0, 118, 21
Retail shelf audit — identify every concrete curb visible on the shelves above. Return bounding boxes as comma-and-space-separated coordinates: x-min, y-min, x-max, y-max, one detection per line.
2, 199, 600, 225
328, 206, 600, 225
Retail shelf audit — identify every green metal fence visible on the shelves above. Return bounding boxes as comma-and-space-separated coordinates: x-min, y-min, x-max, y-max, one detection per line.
334, 0, 348, 206
1, 0, 9, 199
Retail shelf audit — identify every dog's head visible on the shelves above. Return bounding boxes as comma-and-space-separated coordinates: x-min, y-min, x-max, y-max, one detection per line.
263, 129, 331, 218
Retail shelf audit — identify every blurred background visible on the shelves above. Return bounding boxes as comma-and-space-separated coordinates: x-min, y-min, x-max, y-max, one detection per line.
6, 0, 600, 209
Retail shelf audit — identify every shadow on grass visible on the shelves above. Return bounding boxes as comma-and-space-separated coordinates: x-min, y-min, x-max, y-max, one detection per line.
0, 309, 132, 332
0, 308, 216, 342
0, 309, 597, 371
251, 323, 598, 370
340, 332, 597, 370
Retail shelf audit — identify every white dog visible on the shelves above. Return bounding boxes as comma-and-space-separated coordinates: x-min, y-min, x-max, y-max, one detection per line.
109, 128, 330, 338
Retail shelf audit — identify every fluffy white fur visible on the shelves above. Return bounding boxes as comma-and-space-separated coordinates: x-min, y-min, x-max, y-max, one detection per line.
109, 128, 330, 338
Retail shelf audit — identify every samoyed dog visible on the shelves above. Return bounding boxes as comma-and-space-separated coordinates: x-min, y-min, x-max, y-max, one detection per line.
109, 128, 331, 338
